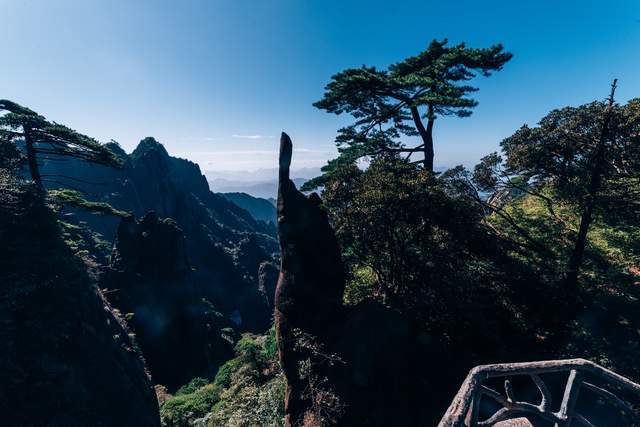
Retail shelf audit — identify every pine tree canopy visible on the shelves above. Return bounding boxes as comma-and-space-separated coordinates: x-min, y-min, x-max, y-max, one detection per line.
304, 38, 512, 189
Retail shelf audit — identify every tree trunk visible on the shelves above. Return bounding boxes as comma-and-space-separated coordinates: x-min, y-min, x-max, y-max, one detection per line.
564, 79, 617, 291
410, 105, 434, 171
23, 126, 44, 192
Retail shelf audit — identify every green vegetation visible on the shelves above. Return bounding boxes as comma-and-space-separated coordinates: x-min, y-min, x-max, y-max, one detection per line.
159, 329, 284, 427
160, 382, 221, 427
156, 53, 640, 426
0, 100, 128, 223
492, 82, 639, 291
321, 155, 536, 345
0, 135, 24, 171
58, 220, 111, 262
48, 188, 131, 217
302, 59, 638, 389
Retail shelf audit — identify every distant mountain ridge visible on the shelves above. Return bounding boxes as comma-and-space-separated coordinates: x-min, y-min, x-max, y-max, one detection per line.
209, 177, 308, 199
205, 167, 318, 198
40, 137, 274, 243
205, 166, 321, 182
220, 192, 277, 224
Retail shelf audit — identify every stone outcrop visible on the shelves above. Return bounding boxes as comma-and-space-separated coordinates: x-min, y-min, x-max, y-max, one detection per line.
274, 133, 432, 426
102, 212, 236, 391
0, 174, 160, 426
38, 137, 278, 319
275, 133, 348, 426
258, 261, 279, 309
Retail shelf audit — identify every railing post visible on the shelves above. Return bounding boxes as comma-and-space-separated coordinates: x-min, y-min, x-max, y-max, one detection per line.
465, 392, 480, 426
557, 369, 583, 426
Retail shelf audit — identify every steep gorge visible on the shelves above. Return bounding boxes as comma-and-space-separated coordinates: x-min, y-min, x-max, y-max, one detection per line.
39, 137, 279, 390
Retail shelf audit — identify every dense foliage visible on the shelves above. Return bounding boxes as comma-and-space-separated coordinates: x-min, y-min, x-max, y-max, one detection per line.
471, 91, 640, 292
159, 329, 284, 427
320, 156, 545, 356
313, 87, 640, 387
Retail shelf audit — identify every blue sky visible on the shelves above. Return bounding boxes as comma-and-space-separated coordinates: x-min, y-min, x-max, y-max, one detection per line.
1, 0, 639, 171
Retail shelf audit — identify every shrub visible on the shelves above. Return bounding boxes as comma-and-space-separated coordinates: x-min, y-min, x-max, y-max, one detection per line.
213, 359, 241, 389
175, 377, 209, 396
160, 383, 220, 427
163, 330, 285, 427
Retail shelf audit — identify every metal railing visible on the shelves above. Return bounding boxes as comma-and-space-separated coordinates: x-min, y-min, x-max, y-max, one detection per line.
438, 358, 640, 426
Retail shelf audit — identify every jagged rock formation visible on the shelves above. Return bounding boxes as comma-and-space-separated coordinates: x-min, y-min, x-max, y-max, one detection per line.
37, 137, 277, 385
258, 261, 279, 309
40, 137, 275, 243
275, 133, 347, 425
101, 212, 237, 390
0, 172, 160, 426
274, 133, 431, 426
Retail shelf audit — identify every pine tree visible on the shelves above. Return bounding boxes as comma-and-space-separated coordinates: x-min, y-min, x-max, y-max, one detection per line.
305, 39, 511, 189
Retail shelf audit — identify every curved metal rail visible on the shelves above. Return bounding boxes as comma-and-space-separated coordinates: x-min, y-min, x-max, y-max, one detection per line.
438, 358, 640, 426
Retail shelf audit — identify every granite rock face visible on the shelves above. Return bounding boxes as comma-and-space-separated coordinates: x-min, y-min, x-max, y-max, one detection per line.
274, 133, 431, 426
258, 261, 279, 309
35, 137, 278, 388
0, 174, 160, 426
39, 137, 274, 243
275, 133, 348, 426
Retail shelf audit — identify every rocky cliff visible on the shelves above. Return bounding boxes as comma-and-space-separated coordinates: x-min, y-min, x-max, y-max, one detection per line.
101, 212, 239, 391
0, 171, 160, 426
37, 138, 278, 388
39, 137, 276, 257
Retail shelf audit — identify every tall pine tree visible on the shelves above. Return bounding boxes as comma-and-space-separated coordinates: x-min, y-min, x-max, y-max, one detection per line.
305, 39, 511, 189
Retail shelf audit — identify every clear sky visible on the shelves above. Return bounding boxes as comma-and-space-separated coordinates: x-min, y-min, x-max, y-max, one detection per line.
1, 0, 639, 171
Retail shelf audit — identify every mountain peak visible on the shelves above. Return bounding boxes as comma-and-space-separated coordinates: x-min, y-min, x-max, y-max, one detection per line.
104, 140, 128, 160
131, 137, 169, 160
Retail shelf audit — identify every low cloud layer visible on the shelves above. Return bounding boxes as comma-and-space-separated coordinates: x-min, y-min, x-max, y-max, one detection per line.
231, 134, 274, 140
